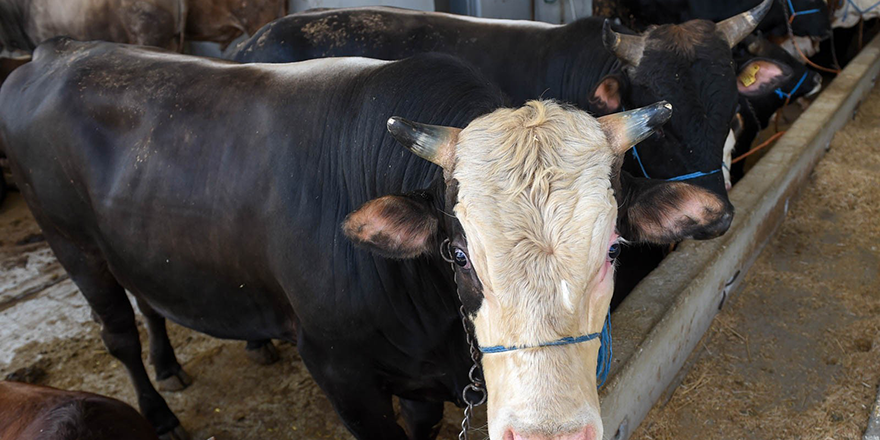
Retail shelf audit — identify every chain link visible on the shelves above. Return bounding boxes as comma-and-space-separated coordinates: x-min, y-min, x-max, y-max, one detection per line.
442, 239, 487, 440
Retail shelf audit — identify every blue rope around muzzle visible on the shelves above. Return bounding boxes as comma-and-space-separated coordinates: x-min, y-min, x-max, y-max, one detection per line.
479, 311, 614, 388
775, 71, 809, 100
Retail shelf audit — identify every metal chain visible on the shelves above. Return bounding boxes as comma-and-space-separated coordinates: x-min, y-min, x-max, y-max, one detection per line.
441, 239, 487, 440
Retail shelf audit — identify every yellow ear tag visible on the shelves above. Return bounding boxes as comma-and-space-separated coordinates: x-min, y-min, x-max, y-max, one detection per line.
739, 63, 761, 87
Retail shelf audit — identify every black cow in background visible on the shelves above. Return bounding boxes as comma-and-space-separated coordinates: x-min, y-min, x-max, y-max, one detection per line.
728, 34, 823, 183
620, 0, 831, 39
613, 33, 823, 305
228, 2, 782, 236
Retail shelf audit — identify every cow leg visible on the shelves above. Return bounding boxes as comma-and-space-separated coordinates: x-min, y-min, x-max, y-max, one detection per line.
399, 399, 444, 440
244, 339, 280, 365
44, 235, 187, 440
135, 297, 192, 392
298, 335, 409, 440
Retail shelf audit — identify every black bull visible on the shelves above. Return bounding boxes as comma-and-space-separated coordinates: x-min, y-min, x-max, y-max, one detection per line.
1, 39, 725, 439
226, 5, 779, 237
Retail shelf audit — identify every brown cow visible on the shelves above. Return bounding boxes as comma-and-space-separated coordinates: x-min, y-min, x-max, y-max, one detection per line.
0, 0, 185, 54
185, 0, 286, 49
0, 381, 162, 440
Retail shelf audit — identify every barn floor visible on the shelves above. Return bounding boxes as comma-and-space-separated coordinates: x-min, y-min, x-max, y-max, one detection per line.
0, 87, 877, 440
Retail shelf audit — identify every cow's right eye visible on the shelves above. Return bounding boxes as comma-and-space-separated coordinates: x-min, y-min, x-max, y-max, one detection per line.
453, 248, 469, 268
608, 242, 621, 262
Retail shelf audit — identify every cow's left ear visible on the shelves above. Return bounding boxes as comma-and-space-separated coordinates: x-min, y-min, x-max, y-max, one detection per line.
617, 173, 731, 243
737, 59, 792, 97
343, 192, 438, 259
590, 75, 624, 114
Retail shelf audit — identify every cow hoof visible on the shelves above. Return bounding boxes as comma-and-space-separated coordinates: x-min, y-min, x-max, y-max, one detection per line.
159, 425, 190, 440
157, 369, 192, 392
245, 341, 280, 365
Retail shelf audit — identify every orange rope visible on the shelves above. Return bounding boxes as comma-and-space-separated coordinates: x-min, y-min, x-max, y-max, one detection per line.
793, 37, 843, 74
732, 131, 787, 164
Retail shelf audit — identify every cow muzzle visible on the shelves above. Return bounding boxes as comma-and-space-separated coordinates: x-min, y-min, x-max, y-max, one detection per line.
504, 426, 600, 440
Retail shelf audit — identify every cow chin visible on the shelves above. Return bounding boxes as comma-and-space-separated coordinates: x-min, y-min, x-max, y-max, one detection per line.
484, 346, 603, 440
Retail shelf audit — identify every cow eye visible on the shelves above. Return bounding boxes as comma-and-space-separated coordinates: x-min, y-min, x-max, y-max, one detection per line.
453, 247, 469, 268
608, 242, 622, 262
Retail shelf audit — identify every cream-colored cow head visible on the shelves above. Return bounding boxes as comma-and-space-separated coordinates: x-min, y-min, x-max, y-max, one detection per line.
344, 100, 727, 439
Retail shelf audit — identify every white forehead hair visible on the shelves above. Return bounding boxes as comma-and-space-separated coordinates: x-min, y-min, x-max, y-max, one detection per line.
452, 100, 617, 326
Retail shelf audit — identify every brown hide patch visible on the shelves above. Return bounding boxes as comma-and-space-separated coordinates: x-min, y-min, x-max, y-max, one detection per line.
342, 194, 437, 259
0, 382, 157, 440
186, 0, 286, 47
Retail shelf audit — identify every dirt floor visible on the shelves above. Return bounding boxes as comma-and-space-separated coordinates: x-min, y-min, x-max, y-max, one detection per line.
633, 82, 880, 439
0, 85, 877, 440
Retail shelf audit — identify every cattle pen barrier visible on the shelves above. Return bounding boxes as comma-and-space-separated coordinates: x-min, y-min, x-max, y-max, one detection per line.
599, 33, 880, 440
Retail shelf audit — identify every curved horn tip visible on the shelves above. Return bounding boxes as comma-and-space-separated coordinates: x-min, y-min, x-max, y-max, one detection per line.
602, 19, 619, 50
717, 0, 774, 47
651, 101, 673, 126
750, 0, 774, 22
387, 116, 404, 132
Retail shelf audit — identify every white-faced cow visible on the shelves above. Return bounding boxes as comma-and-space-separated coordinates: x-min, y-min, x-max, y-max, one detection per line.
228, 0, 779, 239
1, 38, 726, 440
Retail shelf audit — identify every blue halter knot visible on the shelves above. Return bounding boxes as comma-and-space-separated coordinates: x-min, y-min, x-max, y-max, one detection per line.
619, 104, 721, 182
479, 311, 613, 388
787, 0, 822, 18
774, 71, 809, 100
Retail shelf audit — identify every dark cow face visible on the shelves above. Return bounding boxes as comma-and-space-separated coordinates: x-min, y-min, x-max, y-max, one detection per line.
600, 0, 774, 239
343, 100, 732, 440
736, 35, 822, 103
720, 35, 821, 185
785, 0, 831, 39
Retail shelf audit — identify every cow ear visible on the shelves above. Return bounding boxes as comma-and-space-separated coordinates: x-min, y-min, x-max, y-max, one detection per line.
737, 59, 792, 97
590, 75, 623, 114
617, 173, 730, 243
343, 192, 438, 259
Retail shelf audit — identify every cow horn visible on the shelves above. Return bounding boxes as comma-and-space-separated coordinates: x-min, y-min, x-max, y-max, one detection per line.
387, 117, 460, 170
598, 101, 673, 155
602, 19, 645, 67
716, 0, 774, 48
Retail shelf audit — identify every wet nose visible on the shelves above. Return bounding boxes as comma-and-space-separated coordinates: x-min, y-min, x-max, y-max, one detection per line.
504, 426, 598, 440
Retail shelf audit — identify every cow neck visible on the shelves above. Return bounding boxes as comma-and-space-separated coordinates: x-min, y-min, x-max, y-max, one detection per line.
547, 19, 628, 114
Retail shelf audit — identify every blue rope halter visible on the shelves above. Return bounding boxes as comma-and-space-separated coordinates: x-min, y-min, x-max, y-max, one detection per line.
621, 105, 722, 181
774, 71, 809, 100
479, 311, 614, 388
630, 146, 722, 181
787, 0, 823, 19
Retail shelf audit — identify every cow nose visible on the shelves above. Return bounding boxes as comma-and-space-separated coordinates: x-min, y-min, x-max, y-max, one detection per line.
693, 202, 735, 240
503, 427, 598, 440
